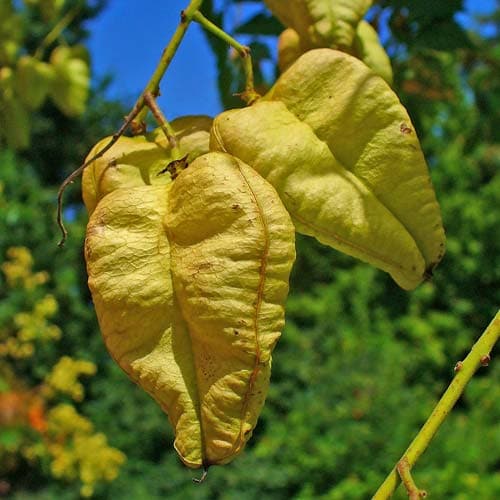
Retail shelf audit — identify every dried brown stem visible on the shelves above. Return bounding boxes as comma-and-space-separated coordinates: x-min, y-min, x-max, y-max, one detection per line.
143, 91, 181, 156
56, 102, 143, 247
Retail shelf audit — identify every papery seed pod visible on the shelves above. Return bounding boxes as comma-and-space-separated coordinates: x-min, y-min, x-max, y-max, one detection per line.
278, 28, 303, 73
353, 21, 393, 85
164, 152, 295, 465
268, 1, 394, 84
211, 49, 445, 290
265, 0, 372, 50
85, 184, 205, 463
81, 115, 212, 214
84, 151, 295, 468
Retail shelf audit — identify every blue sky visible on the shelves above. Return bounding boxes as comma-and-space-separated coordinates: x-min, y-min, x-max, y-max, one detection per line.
86, 0, 497, 120
86, 0, 221, 118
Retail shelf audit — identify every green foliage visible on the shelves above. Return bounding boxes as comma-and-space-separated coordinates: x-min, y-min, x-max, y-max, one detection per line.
0, 0, 107, 151
0, 150, 127, 498
200, 0, 277, 108
381, 0, 472, 51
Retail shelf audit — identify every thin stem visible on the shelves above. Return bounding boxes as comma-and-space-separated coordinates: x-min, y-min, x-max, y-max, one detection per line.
192, 10, 260, 104
373, 310, 500, 499
34, 1, 84, 59
133, 0, 205, 129
143, 91, 181, 158
56, 101, 144, 247
56, 0, 205, 245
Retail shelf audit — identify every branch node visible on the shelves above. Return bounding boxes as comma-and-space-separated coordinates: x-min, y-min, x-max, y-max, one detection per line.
397, 458, 425, 500
130, 120, 147, 136
480, 354, 491, 367
373, 311, 500, 499
233, 89, 260, 105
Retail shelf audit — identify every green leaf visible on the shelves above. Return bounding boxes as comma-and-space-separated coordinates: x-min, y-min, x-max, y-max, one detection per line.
0, 428, 23, 447
0, 66, 31, 150
15, 55, 55, 110
415, 20, 473, 51
390, 0, 464, 27
0, 1, 23, 65
48, 46, 90, 117
234, 12, 283, 36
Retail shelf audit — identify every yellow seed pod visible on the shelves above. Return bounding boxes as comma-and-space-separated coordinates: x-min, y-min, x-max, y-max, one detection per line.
353, 20, 393, 85
265, 0, 372, 50
165, 152, 295, 465
81, 115, 212, 214
85, 184, 200, 462
268, 1, 394, 84
278, 28, 303, 73
211, 49, 445, 290
84, 152, 295, 468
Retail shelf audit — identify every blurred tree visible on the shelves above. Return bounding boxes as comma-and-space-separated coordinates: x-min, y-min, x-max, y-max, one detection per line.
0, 0, 126, 185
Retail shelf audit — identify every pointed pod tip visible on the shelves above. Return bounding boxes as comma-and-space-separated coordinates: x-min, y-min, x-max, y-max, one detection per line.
192, 466, 209, 484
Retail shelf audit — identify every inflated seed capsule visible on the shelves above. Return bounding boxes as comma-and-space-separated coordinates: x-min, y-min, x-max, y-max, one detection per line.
164, 152, 296, 465
211, 48, 445, 290
84, 150, 295, 468
82, 115, 212, 214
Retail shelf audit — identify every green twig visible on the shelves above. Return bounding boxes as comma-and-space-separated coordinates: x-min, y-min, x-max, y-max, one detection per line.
56, 0, 205, 245
34, 1, 84, 59
373, 310, 500, 499
192, 10, 260, 104
56, 101, 144, 247
132, 0, 205, 129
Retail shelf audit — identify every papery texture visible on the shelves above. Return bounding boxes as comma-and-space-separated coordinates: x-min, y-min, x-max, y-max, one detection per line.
85, 151, 295, 468
265, 0, 372, 49
85, 185, 203, 466
353, 20, 393, 84
211, 49, 445, 289
165, 152, 295, 464
82, 115, 212, 214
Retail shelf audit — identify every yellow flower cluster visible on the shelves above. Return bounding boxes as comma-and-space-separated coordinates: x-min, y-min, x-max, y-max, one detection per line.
1, 247, 49, 290
0, 247, 60, 357
0, 246, 125, 495
47, 404, 126, 497
0, 294, 61, 358
45, 356, 97, 401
